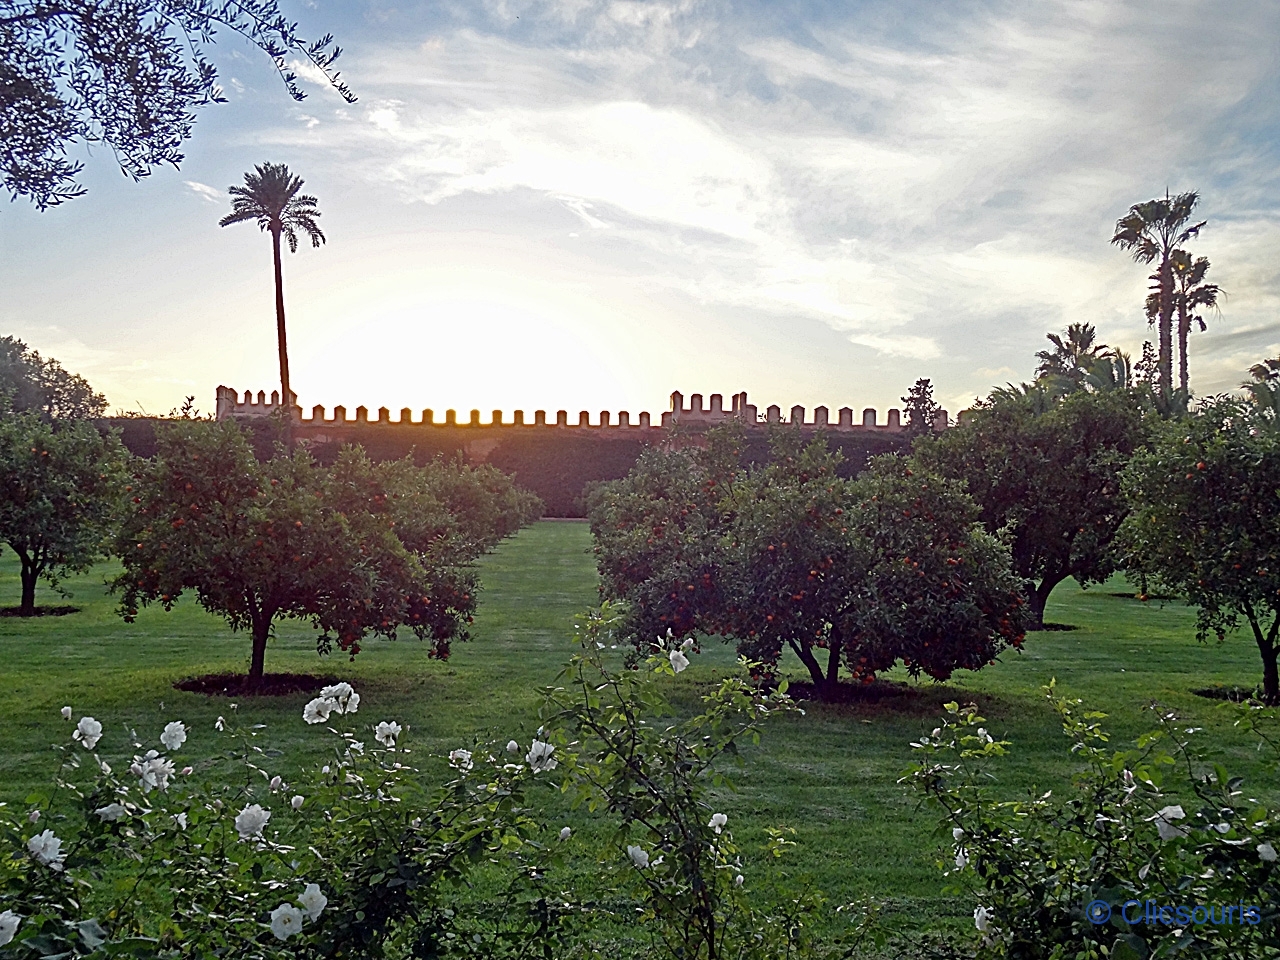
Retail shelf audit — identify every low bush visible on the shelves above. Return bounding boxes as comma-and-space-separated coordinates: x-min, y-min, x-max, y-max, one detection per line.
0, 608, 867, 959
903, 684, 1280, 958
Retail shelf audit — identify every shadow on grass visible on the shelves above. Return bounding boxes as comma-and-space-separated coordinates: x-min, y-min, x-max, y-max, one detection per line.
781, 678, 1015, 718
175, 673, 342, 697
0, 605, 81, 617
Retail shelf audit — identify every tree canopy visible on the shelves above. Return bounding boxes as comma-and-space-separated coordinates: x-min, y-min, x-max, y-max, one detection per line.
0, 336, 105, 419
1120, 395, 1280, 704
113, 420, 541, 684
1, 0, 354, 209
589, 427, 1025, 699
0, 411, 126, 614
913, 387, 1148, 627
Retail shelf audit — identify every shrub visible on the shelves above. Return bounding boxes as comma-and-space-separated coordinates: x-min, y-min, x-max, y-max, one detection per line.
0, 611, 842, 959
902, 684, 1280, 958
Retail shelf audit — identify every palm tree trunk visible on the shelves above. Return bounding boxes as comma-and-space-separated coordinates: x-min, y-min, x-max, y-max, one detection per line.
1177, 307, 1190, 396
1158, 259, 1174, 407
271, 228, 293, 427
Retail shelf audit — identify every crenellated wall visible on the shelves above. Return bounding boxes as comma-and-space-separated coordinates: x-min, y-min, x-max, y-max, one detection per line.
211, 386, 923, 515
663, 390, 947, 432
215, 386, 946, 433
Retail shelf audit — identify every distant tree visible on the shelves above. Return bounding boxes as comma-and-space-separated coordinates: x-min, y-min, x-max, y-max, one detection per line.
914, 388, 1147, 628
901, 378, 943, 437
114, 421, 540, 685
0, 336, 105, 419
1, 0, 354, 209
0, 413, 125, 614
219, 163, 324, 417
589, 427, 1025, 700
587, 428, 741, 646
1169, 249, 1222, 396
1243, 358, 1280, 421
1034, 322, 1109, 392
1082, 350, 1133, 394
1120, 396, 1280, 703
1111, 191, 1205, 408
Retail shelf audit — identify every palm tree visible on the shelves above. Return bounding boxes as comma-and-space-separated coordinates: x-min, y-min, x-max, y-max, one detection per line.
1244, 358, 1280, 423
1169, 249, 1222, 395
1082, 350, 1133, 393
219, 163, 325, 417
1110, 191, 1205, 409
1034, 322, 1110, 392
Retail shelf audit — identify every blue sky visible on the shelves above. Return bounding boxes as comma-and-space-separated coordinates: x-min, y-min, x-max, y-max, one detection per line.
2, 0, 1279, 422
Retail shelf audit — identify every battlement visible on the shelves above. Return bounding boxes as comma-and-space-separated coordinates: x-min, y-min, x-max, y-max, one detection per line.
664, 391, 945, 433
215, 387, 945, 433
215, 386, 658, 429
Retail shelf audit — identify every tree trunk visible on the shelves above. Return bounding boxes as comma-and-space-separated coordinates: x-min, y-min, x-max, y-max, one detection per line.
1177, 305, 1190, 397
1158, 258, 1174, 408
17, 550, 38, 616
788, 638, 841, 700
825, 632, 842, 687
248, 615, 271, 688
271, 227, 293, 442
1251, 614, 1280, 706
1024, 575, 1065, 630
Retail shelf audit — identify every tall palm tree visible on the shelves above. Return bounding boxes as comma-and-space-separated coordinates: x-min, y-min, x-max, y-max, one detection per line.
219, 163, 325, 416
1169, 249, 1222, 396
1110, 191, 1204, 409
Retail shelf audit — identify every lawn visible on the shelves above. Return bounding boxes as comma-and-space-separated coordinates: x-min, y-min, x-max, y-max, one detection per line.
0, 519, 1275, 944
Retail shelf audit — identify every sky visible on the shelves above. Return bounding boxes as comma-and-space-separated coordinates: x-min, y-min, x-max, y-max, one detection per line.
3, 0, 1280, 422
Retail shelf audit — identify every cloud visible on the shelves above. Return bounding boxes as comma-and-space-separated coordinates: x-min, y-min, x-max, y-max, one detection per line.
192, 0, 1280, 400
183, 181, 223, 203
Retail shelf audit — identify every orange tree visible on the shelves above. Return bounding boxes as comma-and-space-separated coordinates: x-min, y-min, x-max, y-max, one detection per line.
1120, 395, 1280, 704
0, 412, 126, 614
589, 427, 1025, 700
913, 387, 1147, 629
114, 420, 540, 684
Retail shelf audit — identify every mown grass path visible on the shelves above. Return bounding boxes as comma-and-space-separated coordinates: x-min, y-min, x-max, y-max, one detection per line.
0, 519, 1273, 938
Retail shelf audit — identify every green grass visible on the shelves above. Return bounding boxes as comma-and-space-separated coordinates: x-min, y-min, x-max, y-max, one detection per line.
0, 520, 1275, 940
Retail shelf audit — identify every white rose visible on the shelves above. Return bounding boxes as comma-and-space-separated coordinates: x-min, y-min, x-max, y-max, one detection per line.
668, 649, 689, 673
627, 845, 650, 869
376, 721, 403, 748
0, 910, 20, 947
448, 748, 473, 772
234, 803, 271, 840
1259, 842, 1277, 862
974, 905, 995, 934
303, 697, 334, 725
1151, 804, 1188, 841
73, 716, 102, 750
506, 740, 519, 754
559, 827, 571, 841
95, 803, 127, 822
269, 903, 304, 940
60, 706, 71, 720
160, 721, 187, 751
297, 882, 327, 922
526, 740, 557, 774
708, 813, 727, 835
291, 795, 305, 811
27, 830, 64, 870
955, 848, 969, 870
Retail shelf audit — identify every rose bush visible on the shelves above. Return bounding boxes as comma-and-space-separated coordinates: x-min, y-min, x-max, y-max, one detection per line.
903, 684, 1280, 958
0, 608, 850, 959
